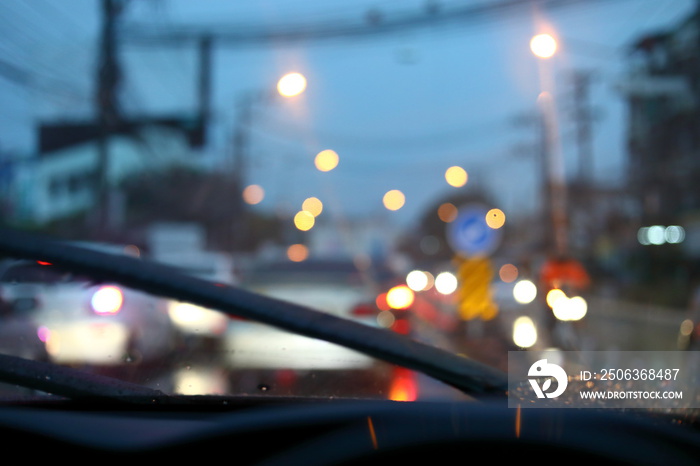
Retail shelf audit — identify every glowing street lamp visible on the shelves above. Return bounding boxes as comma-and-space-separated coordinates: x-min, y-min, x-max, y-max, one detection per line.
277, 72, 307, 97
530, 33, 557, 59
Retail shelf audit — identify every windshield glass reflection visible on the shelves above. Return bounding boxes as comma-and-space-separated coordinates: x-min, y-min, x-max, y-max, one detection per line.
0, 1, 698, 409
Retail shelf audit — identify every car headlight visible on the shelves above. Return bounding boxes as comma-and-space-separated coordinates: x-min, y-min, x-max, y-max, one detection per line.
91, 286, 124, 315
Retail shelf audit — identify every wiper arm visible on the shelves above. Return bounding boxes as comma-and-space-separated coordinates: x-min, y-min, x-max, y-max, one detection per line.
0, 353, 168, 404
0, 228, 507, 397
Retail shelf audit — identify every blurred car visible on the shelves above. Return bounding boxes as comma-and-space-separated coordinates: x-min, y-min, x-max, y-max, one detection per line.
0, 256, 176, 367
0, 261, 49, 362
224, 258, 409, 395
153, 250, 236, 341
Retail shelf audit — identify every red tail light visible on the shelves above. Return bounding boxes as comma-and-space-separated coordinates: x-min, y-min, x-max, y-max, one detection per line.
351, 303, 378, 317
392, 318, 411, 335
375, 293, 390, 311
389, 367, 417, 401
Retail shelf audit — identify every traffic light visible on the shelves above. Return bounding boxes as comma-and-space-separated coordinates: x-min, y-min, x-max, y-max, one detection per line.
455, 255, 498, 320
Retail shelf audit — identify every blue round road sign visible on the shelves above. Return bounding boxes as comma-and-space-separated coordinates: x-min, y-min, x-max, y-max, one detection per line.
446, 204, 502, 256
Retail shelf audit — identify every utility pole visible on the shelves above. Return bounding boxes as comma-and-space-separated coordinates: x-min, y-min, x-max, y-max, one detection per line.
197, 35, 212, 143
571, 70, 595, 182
230, 92, 256, 251
569, 70, 597, 253
94, 0, 123, 239
538, 92, 568, 257
511, 110, 554, 251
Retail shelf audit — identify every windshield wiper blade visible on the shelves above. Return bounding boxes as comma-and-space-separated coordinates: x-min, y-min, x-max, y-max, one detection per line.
0, 228, 508, 397
0, 353, 169, 403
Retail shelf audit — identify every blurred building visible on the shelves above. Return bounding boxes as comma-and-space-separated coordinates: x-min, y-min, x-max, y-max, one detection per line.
4, 121, 201, 226
618, 10, 700, 226
566, 179, 637, 253
614, 10, 700, 304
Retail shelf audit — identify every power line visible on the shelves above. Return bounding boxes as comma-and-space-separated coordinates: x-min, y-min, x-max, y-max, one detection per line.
119, 0, 600, 48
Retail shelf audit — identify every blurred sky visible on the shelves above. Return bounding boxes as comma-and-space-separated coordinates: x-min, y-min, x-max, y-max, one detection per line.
0, 0, 696, 229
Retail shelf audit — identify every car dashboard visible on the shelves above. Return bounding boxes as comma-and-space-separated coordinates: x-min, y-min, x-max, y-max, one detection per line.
0, 396, 698, 464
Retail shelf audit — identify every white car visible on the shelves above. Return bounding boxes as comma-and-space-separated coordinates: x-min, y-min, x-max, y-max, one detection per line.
152, 250, 235, 339
225, 283, 379, 371
223, 259, 403, 396
0, 255, 176, 366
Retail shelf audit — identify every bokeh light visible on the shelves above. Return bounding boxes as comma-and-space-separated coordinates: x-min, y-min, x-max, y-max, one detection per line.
168, 302, 228, 336
383, 190, 405, 211
513, 316, 537, 348
552, 296, 587, 321
302, 197, 323, 217
530, 33, 557, 58
123, 244, 141, 257
637, 227, 651, 245
406, 270, 432, 291
37, 326, 50, 343
638, 225, 686, 245
376, 310, 396, 328
435, 271, 458, 295
277, 72, 307, 97
485, 208, 506, 229
91, 286, 123, 315
568, 296, 588, 320
680, 319, 694, 336
376, 292, 390, 311
546, 288, 567, 308
293, 210, 315, 231
499, 264, 518, 283
513, 279, 537, 304
422, 271, 435, 290
647, 225, 665, 245
315, 150, 339, 172
287, 244, 309, 262
665, 225, 685, 244
445, 166, 468, 187
386, 285, 415, 310
437, 203, 458, 223
242, 184, 265, 205
172, 367, 227, 395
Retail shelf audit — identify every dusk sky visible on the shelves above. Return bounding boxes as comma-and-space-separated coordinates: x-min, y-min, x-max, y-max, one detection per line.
1, 0, 695, 228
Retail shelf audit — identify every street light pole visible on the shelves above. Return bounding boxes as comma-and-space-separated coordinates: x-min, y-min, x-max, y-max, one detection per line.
531, 33, 568, 256
230, 93, 254, 251
229, 72, 307, 251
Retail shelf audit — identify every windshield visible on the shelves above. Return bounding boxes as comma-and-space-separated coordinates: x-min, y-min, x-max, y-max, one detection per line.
0, 0, 698, 414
